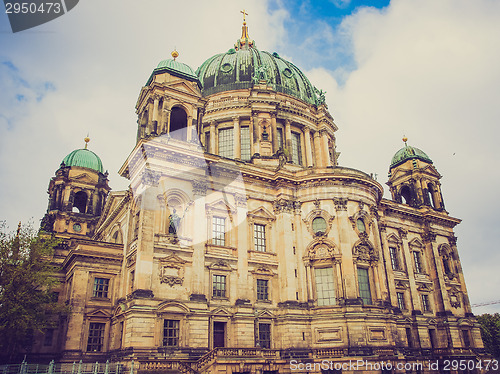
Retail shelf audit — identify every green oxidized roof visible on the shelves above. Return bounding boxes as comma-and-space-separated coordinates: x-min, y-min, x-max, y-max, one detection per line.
196, 48, 319, 105
62, 148, 104, 173
391, 145, 433, 168
147, 59, 200, 86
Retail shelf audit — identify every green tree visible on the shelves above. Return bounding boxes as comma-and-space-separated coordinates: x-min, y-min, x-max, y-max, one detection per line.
477, 313, 500, 359
0, 222, 66, 362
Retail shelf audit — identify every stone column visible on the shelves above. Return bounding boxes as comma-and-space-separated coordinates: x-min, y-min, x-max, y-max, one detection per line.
233, 117, 241, 159
321, 131, 332, 167
285, 120, 292, 159
399, 229, 421, 312
313, 131, 322, 167
209, 121, 216, 154
304, 127, 313, 167
253, 114, 260, 155
249, 116, 254, 157
334, 198, 356, 300
152, 95, 159, 134
271, 114, 278, 153
191, 182, 208, 295
305, 264, 313, 302
187, 115, 193, 142
165, 108, 171, 135
160, 100, 168, 134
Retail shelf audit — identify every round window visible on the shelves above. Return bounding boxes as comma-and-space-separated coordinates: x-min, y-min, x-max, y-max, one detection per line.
356, 218, 366, 232
312, 217, 327, 235
221, 63, 233, 73
73, 223, 82, 232
282, 68, 293, 78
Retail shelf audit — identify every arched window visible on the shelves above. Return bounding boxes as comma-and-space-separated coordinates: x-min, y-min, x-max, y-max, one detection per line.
400, 185, 413, 206
170, 107, 187, 141
427, 183, 438, 209
73, 191, 88, 213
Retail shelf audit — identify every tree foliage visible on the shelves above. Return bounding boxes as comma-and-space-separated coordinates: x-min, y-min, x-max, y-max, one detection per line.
477, 313, 500, 359
0, 222, 66, 361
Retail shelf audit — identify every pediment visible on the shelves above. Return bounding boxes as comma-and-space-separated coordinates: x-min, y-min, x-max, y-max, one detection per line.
408, 237, 424, 248
157, 301, 190, 314
421, 164, 441, 178
71, 172, 97, 184
386, 233, 402, 244
250, 265, 276, 277
166, 80, 201, 96
248, 207, 275, 221
207, 259, 234, 271
211, 307, 232, 317
206, 198, 236, 214
258, 309, 275, 319
86, 309, 111, 318
427, 318, 437, 325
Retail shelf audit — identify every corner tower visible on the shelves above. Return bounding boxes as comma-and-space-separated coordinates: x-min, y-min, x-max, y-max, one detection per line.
387, 137, 445, 211
41, 137, 111, 237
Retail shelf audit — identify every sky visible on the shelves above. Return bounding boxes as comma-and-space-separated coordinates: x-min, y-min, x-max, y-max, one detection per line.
0, 0, 499, 314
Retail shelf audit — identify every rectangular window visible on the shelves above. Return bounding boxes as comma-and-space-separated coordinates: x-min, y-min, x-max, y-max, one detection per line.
429, 329, 437, 349
397, 292, 405, 310
218, 128, 234, 158
315, 267, 336, 306
257, 279, 269, 301
93, 278, 110, 298
43, 328, 54, 346
462, 329, 471, 347
406, 327, 413, 348
212, 216, 226, 246
357, 267, 372, 305
413, 251, 423, 273
240, 127, 251, 161
421, 294, 431, 312
163, 319, 179, 347
389, 247, 399, 270
277, 128, 284, 149
212, 274, 226, 298
254, 224, 266, 252
86, 322, 105, 352
258, 323, 271, 349
291, 132, 302, 165
205, 132, 211, 152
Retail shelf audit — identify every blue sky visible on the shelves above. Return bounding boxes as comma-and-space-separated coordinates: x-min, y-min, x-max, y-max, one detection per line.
0, 0, 499, 315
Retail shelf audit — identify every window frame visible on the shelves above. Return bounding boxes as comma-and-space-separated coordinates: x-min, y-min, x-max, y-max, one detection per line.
397, 291, 406, 310
389, 246, 400, 271
240, 126, 251, 161
413, 250, 424, 274
86, 322, 106, 352
253, 223, 267, 252
256, 279, 269, 302
212, 216, 226, 247
314, 267, 337, 306
212, 274, 227, 299
291, 131, 302, 165
357, 267, 372, 305
421, 294, 431, 313
258, 322, 272, 349
163, 319, 180, 347
92, 277, 110, 299
218, 127, 234, 159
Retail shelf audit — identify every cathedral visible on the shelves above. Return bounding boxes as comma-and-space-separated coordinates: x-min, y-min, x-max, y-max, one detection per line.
34, 17, 485, 374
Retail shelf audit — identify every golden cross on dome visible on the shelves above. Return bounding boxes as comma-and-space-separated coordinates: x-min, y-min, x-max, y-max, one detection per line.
241, 9, 248, 23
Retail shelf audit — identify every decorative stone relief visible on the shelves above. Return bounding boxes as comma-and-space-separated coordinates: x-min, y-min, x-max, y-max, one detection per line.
397, 228, 408, 240
192, 180, 208, 196
159, 255, 186, 287
234, 193, 248, 207
273, 198, 301, 214
333, 198, 348, 211
142, 169, 161, 187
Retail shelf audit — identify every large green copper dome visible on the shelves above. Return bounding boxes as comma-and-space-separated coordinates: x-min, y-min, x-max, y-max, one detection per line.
391, 144, 432, 168
147, 56, 200, 86
196, 48, 319, 105
62, 148, 104, 173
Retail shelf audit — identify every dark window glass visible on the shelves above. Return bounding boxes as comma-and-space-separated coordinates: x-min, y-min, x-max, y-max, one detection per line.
413, 251, 423, 273
43, 329, 54, 346
93, 278, 109, 298
213, 274, 226, 298
257, 279, 269, 301
218, 128, 234, 158
291, 132, 302, 165
86, 322, 105, 352
357, 267, 372, 305
312, 217, 327, 234
389, 247, 399, 270
421, 294, 431, 312
397, 292, 405, 310
163, 319, 179, 347
240, 127, 251, 161
259, 323, 271, 348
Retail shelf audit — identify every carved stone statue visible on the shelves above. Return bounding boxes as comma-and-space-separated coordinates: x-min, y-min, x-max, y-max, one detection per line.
168, 209, 181, 235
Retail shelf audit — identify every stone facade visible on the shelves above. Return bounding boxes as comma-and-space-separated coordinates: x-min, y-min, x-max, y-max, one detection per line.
33, 23, 485, 374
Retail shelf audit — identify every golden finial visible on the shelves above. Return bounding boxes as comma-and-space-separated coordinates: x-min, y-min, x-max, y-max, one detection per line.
84, 135, 90, 149
402, 136, 408, 146
171, 49, 179, 61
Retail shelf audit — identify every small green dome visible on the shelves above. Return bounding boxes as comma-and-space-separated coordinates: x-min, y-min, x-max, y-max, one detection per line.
147, 59, 200, 85
390, 145, 433, 168
196, 47, 319, 105
62, 148, 104, 173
